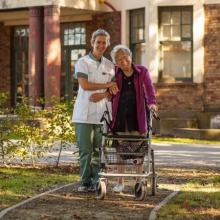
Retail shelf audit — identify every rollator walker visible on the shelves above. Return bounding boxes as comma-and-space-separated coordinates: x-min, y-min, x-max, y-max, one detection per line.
96, 106, 159, 200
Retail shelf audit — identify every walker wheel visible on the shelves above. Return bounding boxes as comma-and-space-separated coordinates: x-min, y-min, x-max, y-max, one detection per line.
134, 182, 147, 200
96, 179, 107, 200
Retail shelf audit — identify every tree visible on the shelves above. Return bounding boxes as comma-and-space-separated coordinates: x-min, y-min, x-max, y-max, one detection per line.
46, 100, 75, 167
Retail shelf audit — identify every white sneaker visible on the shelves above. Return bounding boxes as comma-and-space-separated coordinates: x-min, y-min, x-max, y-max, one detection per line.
77, 186, 88, 192
113, 184, 125, 193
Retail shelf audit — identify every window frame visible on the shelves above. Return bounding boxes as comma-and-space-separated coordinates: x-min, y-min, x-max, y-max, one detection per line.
158, 6, 193, 82
129, 8, 145, 63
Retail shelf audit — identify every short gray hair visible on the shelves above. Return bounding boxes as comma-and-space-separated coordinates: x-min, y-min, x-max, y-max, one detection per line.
91, 29, 110, 46
110, 44, 132, 63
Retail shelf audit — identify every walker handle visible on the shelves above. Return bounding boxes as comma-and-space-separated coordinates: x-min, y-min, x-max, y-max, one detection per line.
150, 109, 160, 121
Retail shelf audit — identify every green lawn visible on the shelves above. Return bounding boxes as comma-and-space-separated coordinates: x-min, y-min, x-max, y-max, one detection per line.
0, 167, 219, 219
0, 167, 79, 211
157, 168, 220, 220
153, 137, 220, 145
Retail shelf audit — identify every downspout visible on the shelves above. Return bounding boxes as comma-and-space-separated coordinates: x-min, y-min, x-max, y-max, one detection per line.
99, 0, 117, 12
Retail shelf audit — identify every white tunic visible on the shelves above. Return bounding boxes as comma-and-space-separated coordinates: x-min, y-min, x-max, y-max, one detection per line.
72, 54, 114, 124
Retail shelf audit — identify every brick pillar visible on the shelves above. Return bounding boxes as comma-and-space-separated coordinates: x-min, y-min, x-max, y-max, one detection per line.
204, 5, 220, 110
28, 7, 44, 107
44, 5, 61, 107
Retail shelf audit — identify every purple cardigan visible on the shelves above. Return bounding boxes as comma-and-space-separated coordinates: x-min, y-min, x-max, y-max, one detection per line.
111, 64, 156, 134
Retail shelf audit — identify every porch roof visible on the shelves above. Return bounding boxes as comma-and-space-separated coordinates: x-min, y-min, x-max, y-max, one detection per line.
0, 0, 109, 26
0, 0, 108, 11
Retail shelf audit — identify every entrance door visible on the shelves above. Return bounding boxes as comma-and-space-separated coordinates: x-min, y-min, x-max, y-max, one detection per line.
12, 27, 29, 106
61, 23, 86, 101
61, 47, 86, 100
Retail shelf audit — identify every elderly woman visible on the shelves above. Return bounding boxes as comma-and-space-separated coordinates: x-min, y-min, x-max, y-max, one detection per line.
110, 44, 157, 193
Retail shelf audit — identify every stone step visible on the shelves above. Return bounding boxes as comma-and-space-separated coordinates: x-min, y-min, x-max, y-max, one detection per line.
160, 118, 198, 136
173, 128, 220, 140
159, 110, 196, 118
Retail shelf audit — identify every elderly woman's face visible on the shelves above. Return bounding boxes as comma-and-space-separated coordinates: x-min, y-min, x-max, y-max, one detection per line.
115, 50, 132, 72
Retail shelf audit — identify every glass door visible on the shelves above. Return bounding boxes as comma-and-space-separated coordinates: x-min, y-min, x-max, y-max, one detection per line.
61, 23, 86, 101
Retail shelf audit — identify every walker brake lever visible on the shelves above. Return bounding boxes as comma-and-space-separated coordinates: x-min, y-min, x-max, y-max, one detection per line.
150, 109, 160, 120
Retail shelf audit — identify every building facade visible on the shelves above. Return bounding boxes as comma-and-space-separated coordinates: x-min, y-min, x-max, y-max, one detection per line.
0, 0, 121, 107
0, 0, 220, 136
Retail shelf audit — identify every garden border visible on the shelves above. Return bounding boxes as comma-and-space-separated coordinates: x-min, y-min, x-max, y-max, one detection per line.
148, 187, 180, 220
0, 183, 75, 219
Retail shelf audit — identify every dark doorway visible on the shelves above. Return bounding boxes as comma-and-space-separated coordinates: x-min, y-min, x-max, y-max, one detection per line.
12, 26, 29, 106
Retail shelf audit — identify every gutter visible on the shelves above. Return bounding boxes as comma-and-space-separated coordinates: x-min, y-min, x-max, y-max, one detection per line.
99, 0, 117, 12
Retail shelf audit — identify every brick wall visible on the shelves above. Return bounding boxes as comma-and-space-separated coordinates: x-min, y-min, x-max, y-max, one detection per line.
156, 4, 220, 113
204, 4, 220, 111
86, 11, 121, 59
0, 25, 11, 106
155, 83, 204, 111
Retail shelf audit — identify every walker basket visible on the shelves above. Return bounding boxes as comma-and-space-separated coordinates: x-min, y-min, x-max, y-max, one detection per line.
103, 136, 148, 165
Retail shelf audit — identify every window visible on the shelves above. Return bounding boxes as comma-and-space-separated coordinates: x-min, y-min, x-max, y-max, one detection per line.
63, 25, 86, 46
61, 23, 86, 100
130, 8, 145, 64
159, 7, 193, 82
